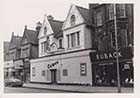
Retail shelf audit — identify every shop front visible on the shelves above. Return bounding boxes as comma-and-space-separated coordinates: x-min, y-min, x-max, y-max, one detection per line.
14, 59, 24, 80
23, 58, 30, 82
90, 47, 133, 87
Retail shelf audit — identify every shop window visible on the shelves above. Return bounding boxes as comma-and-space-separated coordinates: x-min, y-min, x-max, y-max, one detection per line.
80, 63, 87, 76
108, 4, 114, 20
42, 70, 46, 76
70, 15, 76, 26
32, 67, 36, 77
63, 69, 68, 76
96, 11, 102, 26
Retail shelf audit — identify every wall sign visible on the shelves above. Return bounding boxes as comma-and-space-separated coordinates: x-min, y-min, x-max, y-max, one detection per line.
90, 47, 133, 63
47, 61, 59, 69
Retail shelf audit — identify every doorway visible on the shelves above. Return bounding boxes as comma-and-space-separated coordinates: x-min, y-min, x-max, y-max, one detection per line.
50, 69, 57, 84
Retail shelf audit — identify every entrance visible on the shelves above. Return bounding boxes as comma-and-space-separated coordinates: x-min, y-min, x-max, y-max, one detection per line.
50, 69, 57, 84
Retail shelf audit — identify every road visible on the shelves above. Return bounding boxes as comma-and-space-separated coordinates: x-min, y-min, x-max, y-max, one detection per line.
4, 87, 72, 93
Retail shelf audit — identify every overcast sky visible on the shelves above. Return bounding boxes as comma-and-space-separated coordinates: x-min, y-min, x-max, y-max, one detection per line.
0, 0, 95, 42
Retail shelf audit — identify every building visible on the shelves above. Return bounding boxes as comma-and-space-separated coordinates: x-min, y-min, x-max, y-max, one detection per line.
3, 41, 10, 79
20, 25, 40, 82
89, 4, 134, 86
30, 4, 95, 85
6, 33, 22, 79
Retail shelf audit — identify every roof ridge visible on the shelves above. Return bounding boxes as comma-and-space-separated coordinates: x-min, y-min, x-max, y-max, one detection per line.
76, 5, 89, 10
48, 19, 64, 23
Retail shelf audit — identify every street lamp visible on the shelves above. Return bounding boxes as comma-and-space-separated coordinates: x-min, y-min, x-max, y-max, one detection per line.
113, 4, 121, 93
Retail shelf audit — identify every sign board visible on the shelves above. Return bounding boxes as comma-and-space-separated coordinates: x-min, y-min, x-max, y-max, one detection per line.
90, 47, 133, 63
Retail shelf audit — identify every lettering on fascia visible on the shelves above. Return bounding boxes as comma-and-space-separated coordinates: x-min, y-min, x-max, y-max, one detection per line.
96, 52, 123, 60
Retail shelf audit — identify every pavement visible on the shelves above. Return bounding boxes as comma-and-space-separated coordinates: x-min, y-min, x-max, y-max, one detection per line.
23, 83, 134, 93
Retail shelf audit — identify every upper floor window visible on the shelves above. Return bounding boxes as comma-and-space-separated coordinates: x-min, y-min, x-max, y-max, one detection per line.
71, 33, 76, 47
23, 38, 28, 44
59, 39, 63, 48
70, 15, 76, 26
116, 4, 126, 18
22, 48, 29, 58
109, 4, 114, 20
44, 26, 47, 35
67, 31, 80, 49
96, 11, 103, 26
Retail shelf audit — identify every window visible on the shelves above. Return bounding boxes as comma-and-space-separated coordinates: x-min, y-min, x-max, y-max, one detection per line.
80, 63, 87, 76
32, 67, 36, 77
44, 26, 47, 35
41, 42, 44, 53
109, 4, 114, 20
67, 35, 70, 48
96, 11, 102, 26
111, 31, 116, 48
63, 69, 68, 76
22, 48, 29, 58
116, 4, 125, 18
76, 32, 80, 46
44, 41, 47, 52
46, 37, 50, 50
42, 70, 46, 76
70, 15, 76, 26
59, 39, 62, 48
120, 29, 128, 47
71, 33, 76, 47
67, 31, 80, 49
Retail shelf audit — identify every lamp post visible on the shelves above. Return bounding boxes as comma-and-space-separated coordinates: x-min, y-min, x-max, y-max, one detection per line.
113, 4, 121, 93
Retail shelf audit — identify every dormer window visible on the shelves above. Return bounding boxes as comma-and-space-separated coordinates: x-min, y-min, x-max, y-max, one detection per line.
44, 26, 47, 35
70, 15, 76, 26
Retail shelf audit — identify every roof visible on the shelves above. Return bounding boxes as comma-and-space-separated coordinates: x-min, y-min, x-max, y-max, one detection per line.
23, 28, 39, 44
4, 41, 10, 53
48, 19, 64, 38
9, 35, 22, 50
76, 5, 92, 25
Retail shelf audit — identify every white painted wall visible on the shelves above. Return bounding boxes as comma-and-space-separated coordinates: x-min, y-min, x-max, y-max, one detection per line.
30, 50, 92, 85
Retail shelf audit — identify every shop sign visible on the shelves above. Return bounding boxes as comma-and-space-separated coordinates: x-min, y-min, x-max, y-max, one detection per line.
47, 61, 59, 69
90, 47, 133, 62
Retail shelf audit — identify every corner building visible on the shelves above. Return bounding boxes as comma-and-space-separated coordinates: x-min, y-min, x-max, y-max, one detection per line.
30, 5, 94, 85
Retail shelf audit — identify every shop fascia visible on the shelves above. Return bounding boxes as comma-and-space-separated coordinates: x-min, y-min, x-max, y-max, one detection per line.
96, 51, 122, 60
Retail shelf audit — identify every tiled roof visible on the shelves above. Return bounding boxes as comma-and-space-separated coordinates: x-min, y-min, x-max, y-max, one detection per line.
9, 35, 22, 50
76, 5, 92, 25
48, 19, 64, 38
24, 29, 39, 44
4, 41, 10, 53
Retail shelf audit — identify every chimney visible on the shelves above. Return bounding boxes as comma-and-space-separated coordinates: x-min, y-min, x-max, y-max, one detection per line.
36, 21, 42, 33
25, 25, 27, 30
12, 32, 14, 36
47, 15, 54, 20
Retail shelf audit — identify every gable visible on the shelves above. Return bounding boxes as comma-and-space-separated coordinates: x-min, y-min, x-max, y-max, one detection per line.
38, 16, 54, 39
21, 32, 28, 45
62, 5, 85, 30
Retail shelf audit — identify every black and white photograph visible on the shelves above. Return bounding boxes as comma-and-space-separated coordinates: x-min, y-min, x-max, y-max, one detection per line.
0, 0, 138, 97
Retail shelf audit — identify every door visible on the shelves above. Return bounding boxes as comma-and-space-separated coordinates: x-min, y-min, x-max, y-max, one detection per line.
50, 69, 57, 84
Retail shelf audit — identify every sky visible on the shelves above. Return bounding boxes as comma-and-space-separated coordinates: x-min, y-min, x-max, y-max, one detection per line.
0, 0, 94, 42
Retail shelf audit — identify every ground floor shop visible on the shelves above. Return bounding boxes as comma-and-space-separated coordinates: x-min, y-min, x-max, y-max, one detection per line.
30, 50, 93, 85
14, 59, 24, 80
23, 58, 30, 82
90, 47, 133, 87
4, 60, 14, 79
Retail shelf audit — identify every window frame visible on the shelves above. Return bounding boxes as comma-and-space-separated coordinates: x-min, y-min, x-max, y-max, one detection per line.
80, 63, 87, 76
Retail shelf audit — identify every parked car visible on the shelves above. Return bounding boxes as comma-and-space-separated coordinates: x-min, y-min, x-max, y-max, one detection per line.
4, 78, 23, 87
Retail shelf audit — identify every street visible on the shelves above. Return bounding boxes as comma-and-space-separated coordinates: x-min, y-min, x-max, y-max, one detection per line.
4, 87, 72, 93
